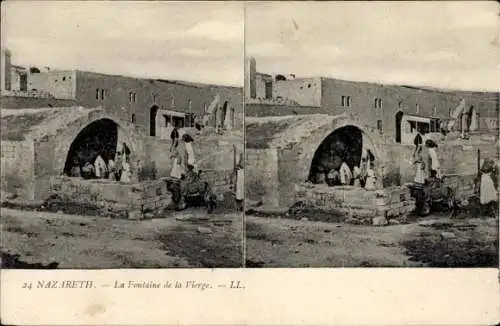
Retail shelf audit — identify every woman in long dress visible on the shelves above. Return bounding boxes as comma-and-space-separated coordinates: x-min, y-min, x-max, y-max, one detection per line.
182, 134, 197, 171
94, 154, 108, 179
425, 139, 441, 180
480, 159, 498, 204
114, 152, 123, 181
412, 133, 426, 184
235, 153, 244, 211
365, 163, 378, 190
413, 145, 426, 184
120, 157, 131, 183
339, 161, 353, 185
170, 150, 184, 179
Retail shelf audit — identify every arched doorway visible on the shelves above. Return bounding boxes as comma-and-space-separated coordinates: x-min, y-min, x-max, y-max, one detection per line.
308, 125, 363, 183
395, 111, 404, 143
63, 119, 118, 175
150, 105, 159, 136
220, 101, 228, 128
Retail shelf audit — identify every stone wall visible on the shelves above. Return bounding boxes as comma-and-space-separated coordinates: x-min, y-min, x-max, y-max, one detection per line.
273, 78, 322, 107
0, 140, 35, 199
49, 177, 171, 218
295, 184, 415, 224
262, 74, 498, 144
143, 135, 241, 195
245, 148, 279, 207
29, 71, 77, 99
245, 103, 325, 117
74, 71, 243, 136
144, 136, 241, 177
320, 78, 499, 144
381, 142, 498, 187
0, 95, 76, 109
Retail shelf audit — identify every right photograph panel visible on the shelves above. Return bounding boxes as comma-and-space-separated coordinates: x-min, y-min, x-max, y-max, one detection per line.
244, 1, 500, 268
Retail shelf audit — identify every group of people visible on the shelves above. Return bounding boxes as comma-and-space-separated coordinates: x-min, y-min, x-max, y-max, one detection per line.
324, 150, 378, 190
170, 133, 197, 179
68, 143, 137, 183
168, 130, 244, 211
312, 148, 379, 191
412, 132, 441, 185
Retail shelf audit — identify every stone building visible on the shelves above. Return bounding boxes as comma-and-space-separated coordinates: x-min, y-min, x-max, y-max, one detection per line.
1, 50, 244, 138
0, 50, 244, 210
245, 113, 497, 211
244, 58, 499, 212
1, 106, 242, 204
245, 57, 499, 145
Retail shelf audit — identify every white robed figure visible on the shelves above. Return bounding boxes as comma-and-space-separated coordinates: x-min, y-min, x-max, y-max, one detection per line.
120, 155, 131, 183
479, 159, 498, 205
170, 150, 184, 179
94, 154, 107, 178
203, 94, 220, 128
364, 165, 378, 190
339, 162, 353, 185
236, 154, 244, 201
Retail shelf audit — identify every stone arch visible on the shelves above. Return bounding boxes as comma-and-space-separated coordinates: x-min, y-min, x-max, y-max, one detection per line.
293, 117, 385, 185
54, 111, 144, 176
63, 118, 118, 175
308, 125, 363, 182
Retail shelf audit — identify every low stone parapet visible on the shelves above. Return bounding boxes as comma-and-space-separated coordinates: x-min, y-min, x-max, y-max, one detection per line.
47, 176, 172, 220
295, 183, 416, 225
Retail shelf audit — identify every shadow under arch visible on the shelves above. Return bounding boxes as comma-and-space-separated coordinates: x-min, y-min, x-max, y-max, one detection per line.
295, 118, 383, 186
308, 125, 364, 182
63, 118, 118, 175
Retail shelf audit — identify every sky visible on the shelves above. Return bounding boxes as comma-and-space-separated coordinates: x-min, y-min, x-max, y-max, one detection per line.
1, 1, 244, 86
246, 1, 500, 92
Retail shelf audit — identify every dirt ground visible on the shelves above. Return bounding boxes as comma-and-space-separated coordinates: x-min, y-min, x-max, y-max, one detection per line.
245, 213, 498, 268
1, 207, 243, 269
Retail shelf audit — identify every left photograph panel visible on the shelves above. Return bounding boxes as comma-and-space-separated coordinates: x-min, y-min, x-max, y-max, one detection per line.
0, 1, 245, 268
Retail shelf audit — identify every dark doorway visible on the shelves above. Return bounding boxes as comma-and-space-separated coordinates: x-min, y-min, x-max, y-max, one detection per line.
150, 105, 159, 136
265, 82, 273, 99
395, 111, 404, 143
63, 119, 118, 175
220, 101, 228, 128
308, 126, 363, 182
20, 74, 28, 91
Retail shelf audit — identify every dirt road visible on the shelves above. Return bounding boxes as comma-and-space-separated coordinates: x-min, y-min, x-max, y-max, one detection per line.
245, 214, 498, 268
1, 207, 243, 268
